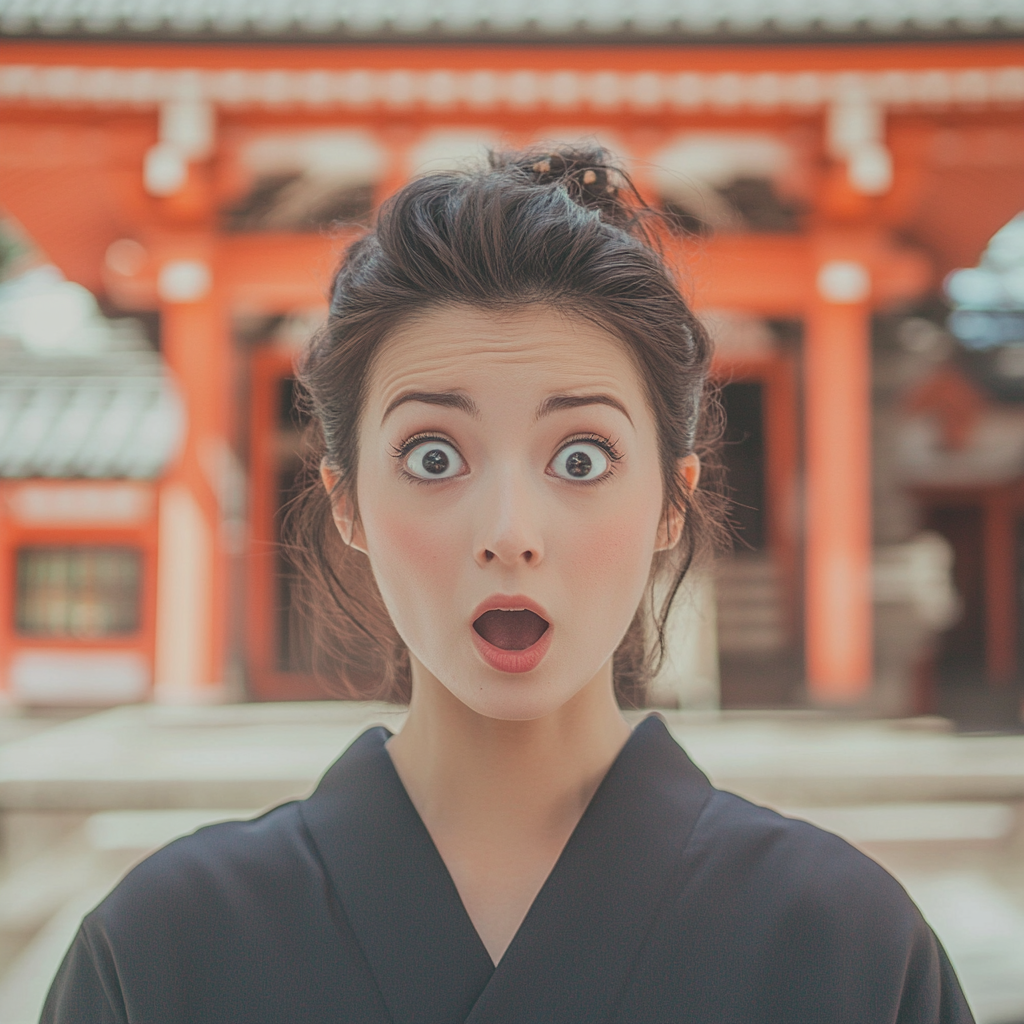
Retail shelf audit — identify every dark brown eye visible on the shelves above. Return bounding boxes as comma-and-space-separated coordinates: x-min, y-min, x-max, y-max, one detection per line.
550, 443, 609, 481
406, 441, 463, 479
422, 449, 449, 474
565, 451, 592, 477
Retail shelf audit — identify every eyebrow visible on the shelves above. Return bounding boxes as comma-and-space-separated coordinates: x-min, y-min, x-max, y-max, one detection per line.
536, 393, 633, 425
381, 390, 480, 423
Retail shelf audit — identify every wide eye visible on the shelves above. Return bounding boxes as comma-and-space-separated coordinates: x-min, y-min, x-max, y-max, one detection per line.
405, 440, 464, 480
549, 442, 610, 481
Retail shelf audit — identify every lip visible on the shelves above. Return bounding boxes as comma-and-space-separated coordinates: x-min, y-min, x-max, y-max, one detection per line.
470, 594, 553, 674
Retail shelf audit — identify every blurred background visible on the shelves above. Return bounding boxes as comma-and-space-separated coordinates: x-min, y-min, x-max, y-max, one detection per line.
0, 1, 1023, 1021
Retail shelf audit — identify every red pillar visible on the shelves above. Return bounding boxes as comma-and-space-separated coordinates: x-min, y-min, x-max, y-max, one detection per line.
983, 493, 1016, 686
804, 256, 874, 703
763, 356, 801, 640
153, 243, 231, 702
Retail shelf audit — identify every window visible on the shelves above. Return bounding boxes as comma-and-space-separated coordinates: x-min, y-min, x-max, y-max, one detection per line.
15, 547, 142, 639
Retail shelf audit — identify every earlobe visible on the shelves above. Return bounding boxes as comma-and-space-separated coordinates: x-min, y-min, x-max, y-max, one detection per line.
320, 459, 368, 554
655, 454, 701, 552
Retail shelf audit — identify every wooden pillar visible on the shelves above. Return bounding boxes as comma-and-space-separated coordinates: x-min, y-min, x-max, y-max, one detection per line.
153, 244, 231, 703
763, 355, 801, 638
983, 493, 1016, 686
804, 257, 874, 703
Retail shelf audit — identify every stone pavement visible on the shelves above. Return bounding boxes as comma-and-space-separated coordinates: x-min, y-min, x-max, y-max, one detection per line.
0, 703, 1022, 1023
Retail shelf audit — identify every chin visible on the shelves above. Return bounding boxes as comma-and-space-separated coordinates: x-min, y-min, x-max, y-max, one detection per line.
446, 656, 603, 722
455, 688, 573, 722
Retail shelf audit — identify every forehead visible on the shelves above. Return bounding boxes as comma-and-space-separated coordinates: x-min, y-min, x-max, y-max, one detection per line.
367, 304, 642, 407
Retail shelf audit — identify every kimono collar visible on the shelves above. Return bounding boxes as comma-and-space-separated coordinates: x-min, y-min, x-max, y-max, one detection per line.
300, 714, 714, 1024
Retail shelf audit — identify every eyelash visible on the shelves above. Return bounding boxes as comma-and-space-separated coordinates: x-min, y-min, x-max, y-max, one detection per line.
562, 433, 623, 463
390, 432, 454, 461
555, 433, 623, 486
389, 433, 458, 484
389, 431, 624, 482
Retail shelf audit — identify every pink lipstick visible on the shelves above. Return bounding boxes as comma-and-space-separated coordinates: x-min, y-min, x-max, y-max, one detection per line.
471, 595, 552, 673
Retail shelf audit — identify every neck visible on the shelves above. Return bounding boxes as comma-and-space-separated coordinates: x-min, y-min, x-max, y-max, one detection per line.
386, 660, 630, 964
388, 660, 631, 837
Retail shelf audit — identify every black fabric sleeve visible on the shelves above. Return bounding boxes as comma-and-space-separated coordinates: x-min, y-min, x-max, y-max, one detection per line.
897, 924, 976, 1024
39, 918, 127, 1024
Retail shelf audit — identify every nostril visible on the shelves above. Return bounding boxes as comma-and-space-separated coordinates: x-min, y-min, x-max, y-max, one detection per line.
523, 550, 533, 563
484, 549, 495, 562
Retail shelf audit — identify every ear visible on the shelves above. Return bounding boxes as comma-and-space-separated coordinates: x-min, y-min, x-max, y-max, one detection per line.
320, 459, 368, 554
655, 454, 701, 552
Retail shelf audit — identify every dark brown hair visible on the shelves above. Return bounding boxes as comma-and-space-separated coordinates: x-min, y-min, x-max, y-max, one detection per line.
287, 146, 723, 706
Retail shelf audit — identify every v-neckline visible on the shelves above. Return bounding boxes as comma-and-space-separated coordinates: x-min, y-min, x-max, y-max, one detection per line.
300, 726, 493, 1023
300, 715, 714, 1024
382, 728, 632, 969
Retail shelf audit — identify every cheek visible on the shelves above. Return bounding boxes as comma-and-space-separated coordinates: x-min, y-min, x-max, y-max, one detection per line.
557, 479, 664, 605
358, 478, 464, 628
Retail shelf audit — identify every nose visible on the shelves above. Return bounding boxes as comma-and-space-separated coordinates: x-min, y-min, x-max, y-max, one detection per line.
474, 466, 544, 569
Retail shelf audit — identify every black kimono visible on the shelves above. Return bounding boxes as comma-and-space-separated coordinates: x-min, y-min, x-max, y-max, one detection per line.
43, 715, 973, 1024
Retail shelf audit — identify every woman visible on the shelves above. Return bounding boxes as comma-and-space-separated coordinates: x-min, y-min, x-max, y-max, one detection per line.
43, 149, 972, 1024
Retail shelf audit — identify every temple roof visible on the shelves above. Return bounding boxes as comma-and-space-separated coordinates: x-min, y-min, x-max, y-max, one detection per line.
1, 0, 1021, 43
0, 350, 184, 480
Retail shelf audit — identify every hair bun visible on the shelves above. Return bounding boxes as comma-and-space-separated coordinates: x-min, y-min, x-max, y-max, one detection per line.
494, 145, 638, 229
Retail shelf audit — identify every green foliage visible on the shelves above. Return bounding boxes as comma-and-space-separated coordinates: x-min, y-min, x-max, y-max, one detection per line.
0, 215, 35, 282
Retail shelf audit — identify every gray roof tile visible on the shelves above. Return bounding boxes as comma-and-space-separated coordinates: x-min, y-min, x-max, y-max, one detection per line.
0, 353, 185, 480
1, 0, 1021, 39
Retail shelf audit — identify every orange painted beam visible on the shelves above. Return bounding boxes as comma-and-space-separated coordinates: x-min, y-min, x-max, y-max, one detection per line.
213, 232, 822, 317
0, 118, 154, 293
3, 40, 1020, 73
218, 233, 347, 314
677, 236, 811, 316
213, 230, 929, 319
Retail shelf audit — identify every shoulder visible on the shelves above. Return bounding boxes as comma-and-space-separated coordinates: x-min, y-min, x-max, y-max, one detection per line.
114, 800, 311, 889
684, 789, 923, 937
629, 787, 972, 1020
87, 801, 321, 938
48, 783, 389, 1020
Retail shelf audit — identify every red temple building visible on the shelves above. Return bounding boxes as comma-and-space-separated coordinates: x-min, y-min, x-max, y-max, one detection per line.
0, 1, 1022, 718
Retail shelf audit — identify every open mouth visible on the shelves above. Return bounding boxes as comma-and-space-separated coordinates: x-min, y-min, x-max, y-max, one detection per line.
472, 609, 550, 651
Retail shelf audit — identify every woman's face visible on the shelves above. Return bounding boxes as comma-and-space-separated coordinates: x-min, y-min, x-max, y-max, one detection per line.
337, 304, 677, 721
